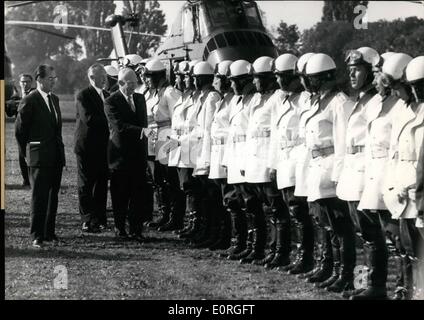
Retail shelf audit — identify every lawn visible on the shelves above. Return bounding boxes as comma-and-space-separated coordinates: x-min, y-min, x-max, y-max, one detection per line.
3, 115, 400, 300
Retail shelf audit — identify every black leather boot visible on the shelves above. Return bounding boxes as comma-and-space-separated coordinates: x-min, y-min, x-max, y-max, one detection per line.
350, 242, 388, 300
265, 221, 290, 269
308, 229, 333, 283
179, 212, 202, 239
228, 229, 253, 260
254, 217, 276, 266
209, 209, 232, 251
219, 208, 247, 256
240, 228, 266, 264
147, 206, 170, 228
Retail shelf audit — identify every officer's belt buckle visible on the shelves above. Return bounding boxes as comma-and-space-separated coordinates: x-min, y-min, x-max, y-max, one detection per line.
371, 147, 388, 159
311, 146, 334, 159
346, 145, 365, 154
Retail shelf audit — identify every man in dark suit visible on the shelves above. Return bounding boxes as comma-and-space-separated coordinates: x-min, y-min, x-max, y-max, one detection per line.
15, 65, 65, 248
74, 64, 110, 233
6, 74, 35, 186
104, 68, 148, 241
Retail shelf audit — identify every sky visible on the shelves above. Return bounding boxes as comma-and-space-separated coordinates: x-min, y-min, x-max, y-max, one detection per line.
158, 1, 424, 34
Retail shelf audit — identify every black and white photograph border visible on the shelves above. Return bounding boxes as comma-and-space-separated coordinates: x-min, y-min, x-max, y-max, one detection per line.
3, 0, 424, 302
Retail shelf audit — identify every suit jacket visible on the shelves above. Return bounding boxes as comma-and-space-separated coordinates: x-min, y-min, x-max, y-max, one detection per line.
74, 85, 110, 159
104, 90, 148, 171
15, 89, 65, 167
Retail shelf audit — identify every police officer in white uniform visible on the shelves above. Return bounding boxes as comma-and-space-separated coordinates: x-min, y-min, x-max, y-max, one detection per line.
169, 61, 202, 238
352, 53, 409, 300
303, 54, 356, 290
268, 53, 315, 274
332, 47, 380, 295
189, 62, 222, 248
143, 59, 185, 231
207, 60, 238, 251
382, 54, 424, 300
237, 56, 292, 267
221, 60, 256, 260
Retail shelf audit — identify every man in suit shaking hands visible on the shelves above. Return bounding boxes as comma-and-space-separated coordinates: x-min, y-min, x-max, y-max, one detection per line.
74, 64, 110, 233
104, 68, 149, 241
15, 65, 66, 248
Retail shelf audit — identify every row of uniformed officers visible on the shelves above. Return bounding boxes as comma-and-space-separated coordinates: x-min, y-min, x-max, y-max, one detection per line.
127, 49, 424, 300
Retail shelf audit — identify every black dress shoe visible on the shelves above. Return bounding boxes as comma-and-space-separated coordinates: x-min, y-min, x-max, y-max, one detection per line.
32, 239, 43, 248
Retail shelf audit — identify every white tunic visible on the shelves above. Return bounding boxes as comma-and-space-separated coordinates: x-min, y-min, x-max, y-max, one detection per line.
383, 102, 424, 219
268, 90, 310, 190
337, 90, 380, 201
208, 92, 235, 180
243, 91, 275, 183
222, 84, 257, 185
358, 95, 404, 211
304, 90, 354, 202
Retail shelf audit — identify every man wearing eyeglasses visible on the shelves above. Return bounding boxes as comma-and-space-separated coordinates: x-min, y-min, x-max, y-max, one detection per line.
15, 65, 65, 248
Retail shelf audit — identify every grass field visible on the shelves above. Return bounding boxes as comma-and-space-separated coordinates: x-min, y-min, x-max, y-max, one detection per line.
3, 100, 400, 300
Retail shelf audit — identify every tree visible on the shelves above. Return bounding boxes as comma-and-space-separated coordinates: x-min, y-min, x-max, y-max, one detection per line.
322, 1, 368, 22
127, 0, 168, 58
274, 21, 301, 55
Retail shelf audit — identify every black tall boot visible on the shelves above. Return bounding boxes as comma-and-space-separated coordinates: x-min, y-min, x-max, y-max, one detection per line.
392, 254, 407, 300
209, 209, 232, 251
221, 208, 247, 258
308, 228, 333, 283
327, 226, 356, 293
290, 211, 315, 275
266, 220, 291, 269
158, 189, 185, 232
228, 228, 253, 260
240, 209, 267, 264
253, 217, 276, 266
179, 211, 202, 239
316, 235, 341, 289
350, 242, 388, 300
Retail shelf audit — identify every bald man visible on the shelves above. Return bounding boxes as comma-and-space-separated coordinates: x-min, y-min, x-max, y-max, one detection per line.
104, 68, 149, 241
74, 64, 110, 233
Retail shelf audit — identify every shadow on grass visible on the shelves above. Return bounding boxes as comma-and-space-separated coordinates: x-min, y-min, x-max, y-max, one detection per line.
4, 246, 149, 261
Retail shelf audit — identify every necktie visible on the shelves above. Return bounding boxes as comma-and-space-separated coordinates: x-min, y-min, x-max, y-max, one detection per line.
47, 94, 57, 124
128, 95, 136, 113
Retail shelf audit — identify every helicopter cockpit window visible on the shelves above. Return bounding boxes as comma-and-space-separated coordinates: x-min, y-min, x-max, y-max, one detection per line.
242, 1, 262, 27
207, 1, 230, 26
224, 32, 239, 46
215, 33, 227, 48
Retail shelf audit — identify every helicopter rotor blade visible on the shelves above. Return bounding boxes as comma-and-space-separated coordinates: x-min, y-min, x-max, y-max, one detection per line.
6, 1, 40, 8
5, 20, 166, 38
13, 25, 76, 40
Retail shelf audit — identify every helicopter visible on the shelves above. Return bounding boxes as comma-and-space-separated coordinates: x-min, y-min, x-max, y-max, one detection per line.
154, 0, 278, 66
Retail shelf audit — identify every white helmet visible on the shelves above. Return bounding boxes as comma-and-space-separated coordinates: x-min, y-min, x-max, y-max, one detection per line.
346, 47, 380, 67
229, 60, 251, 79
123, 54, 143, 67
381, 52, 396, 61
296, 53, 315, 74
140, 58, 150, 66
173, 61, 189, 75
305, 53, 336, 75
405, 56, 424, 83
382, 53, 413, 81
144, 59, 166, 74
214, 60, 233, 77
193, 61, 214, 76
104, 65, 119, 77
274, 54, 298, 73
184, 60, 201, 75
251, 56, 274, 75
